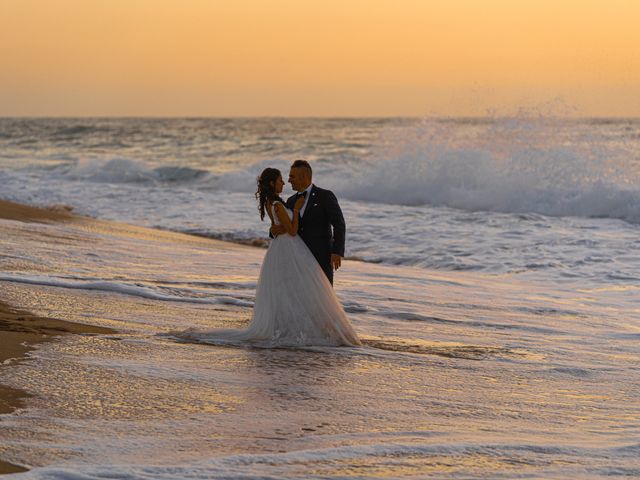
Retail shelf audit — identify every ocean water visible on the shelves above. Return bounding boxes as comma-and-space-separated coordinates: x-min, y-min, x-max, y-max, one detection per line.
1, 117, 639, 478
2, 117, 640, 282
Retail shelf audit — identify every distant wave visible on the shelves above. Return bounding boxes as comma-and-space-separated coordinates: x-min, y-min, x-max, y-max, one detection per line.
7, 152, 640, 227
8, 115, 640, 226
73, 152, 640, 226
61, 158, 211, 184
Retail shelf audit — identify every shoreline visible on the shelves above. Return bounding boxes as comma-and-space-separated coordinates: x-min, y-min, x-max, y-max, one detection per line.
0, 302, 113, 475
0, 199, 114, 475
0, 199, 74, 223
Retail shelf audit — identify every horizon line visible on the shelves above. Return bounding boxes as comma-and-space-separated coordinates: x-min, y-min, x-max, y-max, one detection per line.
2, 114, 640, 120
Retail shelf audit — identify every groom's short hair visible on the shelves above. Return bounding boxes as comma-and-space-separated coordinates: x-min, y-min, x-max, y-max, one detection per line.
292, 159, 312, 177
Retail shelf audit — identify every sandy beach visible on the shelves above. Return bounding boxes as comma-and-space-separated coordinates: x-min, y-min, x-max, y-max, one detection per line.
0, 200, 113, 475
1, 194, 639, 478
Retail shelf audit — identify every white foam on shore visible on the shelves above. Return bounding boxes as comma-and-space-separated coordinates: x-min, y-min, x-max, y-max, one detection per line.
12, 439, 640, 479
0, 273, 254, 307
1, 205, 639, 479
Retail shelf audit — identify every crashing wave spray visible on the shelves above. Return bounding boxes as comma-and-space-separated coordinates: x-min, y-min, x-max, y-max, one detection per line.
340, 116, 640, 224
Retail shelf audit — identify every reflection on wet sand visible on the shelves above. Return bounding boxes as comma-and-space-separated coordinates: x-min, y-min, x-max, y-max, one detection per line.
1, 202, 639, 477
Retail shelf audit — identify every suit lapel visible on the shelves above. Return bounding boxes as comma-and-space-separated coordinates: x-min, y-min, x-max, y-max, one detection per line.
301, 185, 317, 219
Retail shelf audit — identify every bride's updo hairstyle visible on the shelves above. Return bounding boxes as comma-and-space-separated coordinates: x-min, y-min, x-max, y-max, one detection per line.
256, 167, 284, 221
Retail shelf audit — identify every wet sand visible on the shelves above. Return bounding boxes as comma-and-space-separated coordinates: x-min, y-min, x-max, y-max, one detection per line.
0, 199, 73, 223
0, 200, 113, 475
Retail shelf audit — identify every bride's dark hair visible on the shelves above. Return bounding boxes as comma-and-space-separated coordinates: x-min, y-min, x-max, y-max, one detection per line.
256, 167, 284, 221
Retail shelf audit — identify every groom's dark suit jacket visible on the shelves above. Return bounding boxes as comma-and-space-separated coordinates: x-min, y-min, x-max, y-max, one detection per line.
285, 185, 345, 285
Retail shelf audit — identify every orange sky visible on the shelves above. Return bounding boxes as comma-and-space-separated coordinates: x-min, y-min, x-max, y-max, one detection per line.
1, 0, 639, 116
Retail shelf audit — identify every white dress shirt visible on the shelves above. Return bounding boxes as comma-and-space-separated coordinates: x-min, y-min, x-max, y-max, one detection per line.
298, 184, 314, 217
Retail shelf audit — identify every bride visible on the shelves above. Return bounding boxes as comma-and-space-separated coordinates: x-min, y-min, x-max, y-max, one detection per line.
187, 167, 360, 347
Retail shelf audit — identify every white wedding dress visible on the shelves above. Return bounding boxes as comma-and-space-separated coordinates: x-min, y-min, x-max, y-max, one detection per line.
185, 202, 360, 347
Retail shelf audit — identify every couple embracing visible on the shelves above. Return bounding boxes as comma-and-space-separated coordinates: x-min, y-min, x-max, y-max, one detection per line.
198, 160, 360, 347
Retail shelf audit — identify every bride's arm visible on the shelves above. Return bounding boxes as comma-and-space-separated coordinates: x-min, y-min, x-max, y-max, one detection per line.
274, 201, 301, 236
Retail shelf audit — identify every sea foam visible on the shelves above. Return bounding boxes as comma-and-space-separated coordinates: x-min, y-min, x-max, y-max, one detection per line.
0, 273, 254, 307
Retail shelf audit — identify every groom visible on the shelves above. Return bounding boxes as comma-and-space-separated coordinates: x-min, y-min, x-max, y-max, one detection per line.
270, 159, 345, 285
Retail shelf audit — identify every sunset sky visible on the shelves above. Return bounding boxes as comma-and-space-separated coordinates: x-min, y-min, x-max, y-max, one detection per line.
1, 0, 639, 117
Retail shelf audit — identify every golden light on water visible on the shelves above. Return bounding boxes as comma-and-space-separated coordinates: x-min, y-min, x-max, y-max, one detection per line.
1, 0, 639, 116
2, 202, 639, 475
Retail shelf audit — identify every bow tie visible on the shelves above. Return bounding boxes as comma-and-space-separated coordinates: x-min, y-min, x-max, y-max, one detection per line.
296, 191, 307, 199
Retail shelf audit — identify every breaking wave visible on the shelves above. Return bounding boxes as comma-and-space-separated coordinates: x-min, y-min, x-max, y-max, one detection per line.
7, 116, 640, 225
342, 146, 640, 224
61, 158, 211, 184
